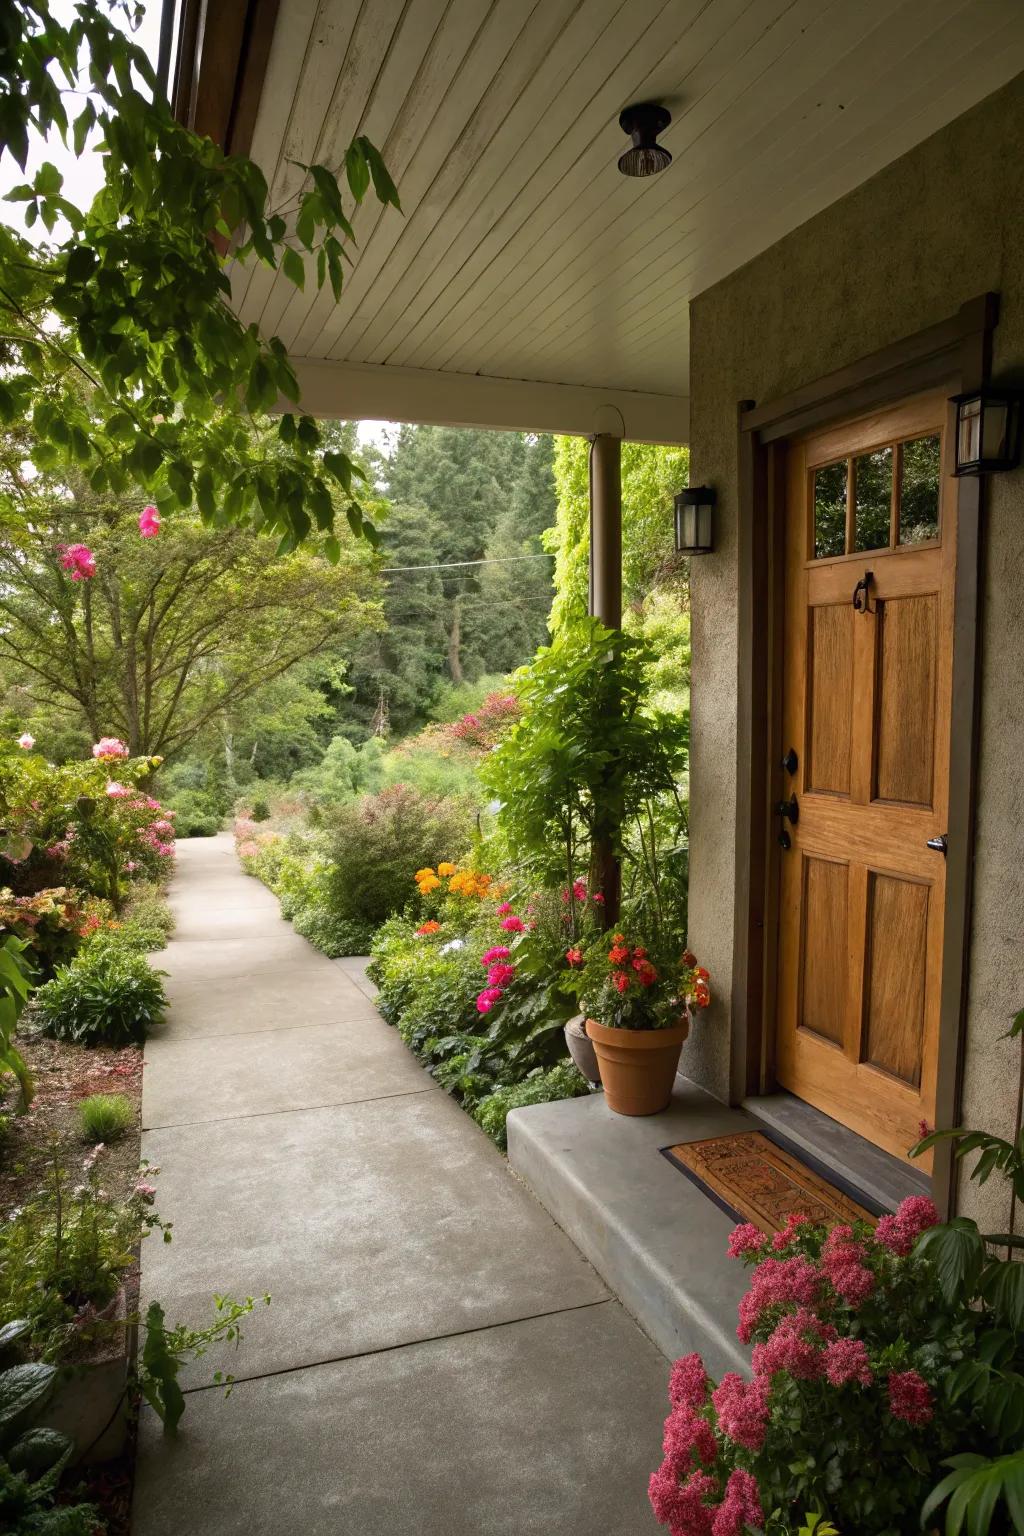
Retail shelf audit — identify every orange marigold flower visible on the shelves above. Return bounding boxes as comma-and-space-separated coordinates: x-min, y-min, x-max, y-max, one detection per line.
437, 862, 456, 877
417, 874, 441, 893
416, 920, 442, 936
414, 867, 435, 882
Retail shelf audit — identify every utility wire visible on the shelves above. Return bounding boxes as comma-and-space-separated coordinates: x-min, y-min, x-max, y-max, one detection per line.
381, 553, 555, 574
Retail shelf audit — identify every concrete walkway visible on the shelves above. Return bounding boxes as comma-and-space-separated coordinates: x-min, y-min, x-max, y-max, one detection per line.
132, 836, 668, 1535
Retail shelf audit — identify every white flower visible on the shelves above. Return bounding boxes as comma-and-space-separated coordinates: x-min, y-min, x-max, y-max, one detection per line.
440, 939, 466, 954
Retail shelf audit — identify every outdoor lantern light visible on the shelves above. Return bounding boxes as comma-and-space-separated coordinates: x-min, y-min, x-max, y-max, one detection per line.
617, 102, 672, 177
951, 387, 1022, 475
674, 486, 716, 554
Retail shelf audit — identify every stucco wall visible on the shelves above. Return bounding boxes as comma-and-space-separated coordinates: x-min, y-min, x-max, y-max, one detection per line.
684, 73, 1024, 1222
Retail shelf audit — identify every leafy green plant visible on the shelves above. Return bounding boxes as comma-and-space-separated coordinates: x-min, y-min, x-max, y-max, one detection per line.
472, 1062, 589, 1150
0, 936, 34, 1108
138, 1294, 271, 1435
0, 1344, 98, 1536
482, 618, 688, 933
250, 800, 271, 823
35, 945, 167, 1046
77, 1093, 134, 1144
0, 1144, 168, 1359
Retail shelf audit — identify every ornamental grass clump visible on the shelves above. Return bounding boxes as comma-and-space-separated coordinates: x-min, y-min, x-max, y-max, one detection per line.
78, 1092, 134, 1143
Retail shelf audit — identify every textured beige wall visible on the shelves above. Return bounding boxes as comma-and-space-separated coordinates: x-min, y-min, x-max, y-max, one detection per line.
683, 74, 1024, 1222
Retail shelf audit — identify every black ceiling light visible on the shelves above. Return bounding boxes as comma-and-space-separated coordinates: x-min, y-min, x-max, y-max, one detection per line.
617, 102, 672, 177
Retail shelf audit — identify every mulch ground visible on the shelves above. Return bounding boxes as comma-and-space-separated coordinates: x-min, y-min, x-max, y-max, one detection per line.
0, 1028, 145, 1536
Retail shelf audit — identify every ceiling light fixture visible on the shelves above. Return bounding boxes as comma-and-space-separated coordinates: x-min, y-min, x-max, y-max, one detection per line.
617, 102, 672, 177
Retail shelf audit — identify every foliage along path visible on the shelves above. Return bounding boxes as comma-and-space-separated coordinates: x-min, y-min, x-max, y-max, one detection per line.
132, 834, 667, 1534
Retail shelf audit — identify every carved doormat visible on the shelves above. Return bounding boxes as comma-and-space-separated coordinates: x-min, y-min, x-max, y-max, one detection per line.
662, 1131, 878, 1234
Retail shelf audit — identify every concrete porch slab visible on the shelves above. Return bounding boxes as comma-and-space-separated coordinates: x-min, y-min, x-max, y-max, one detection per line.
142, 1019, 436, 1128
141, 1089, 608, 1383
507, 1080, 755, 1379
133, 1302, 666, 1536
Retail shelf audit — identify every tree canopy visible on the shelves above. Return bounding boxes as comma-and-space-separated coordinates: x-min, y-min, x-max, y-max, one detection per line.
0, 444, 380, 759
0, 0, 398, 555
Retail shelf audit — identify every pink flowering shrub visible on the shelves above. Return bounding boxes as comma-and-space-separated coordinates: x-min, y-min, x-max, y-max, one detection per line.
647, 1194, 1020, 1535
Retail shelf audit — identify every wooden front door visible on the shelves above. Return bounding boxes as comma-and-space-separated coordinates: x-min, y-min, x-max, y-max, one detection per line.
775, 392, 956, 1161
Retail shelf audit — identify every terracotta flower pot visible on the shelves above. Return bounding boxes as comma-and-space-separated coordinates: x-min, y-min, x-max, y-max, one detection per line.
585, 1013, 690, 1116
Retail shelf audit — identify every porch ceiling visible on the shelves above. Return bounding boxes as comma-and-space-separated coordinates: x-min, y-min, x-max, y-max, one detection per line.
211, 0, 1024, 439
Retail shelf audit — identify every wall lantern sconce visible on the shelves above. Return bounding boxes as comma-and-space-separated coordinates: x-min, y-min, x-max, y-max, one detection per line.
674, 486, 716, 554
951, 387, 1022, 476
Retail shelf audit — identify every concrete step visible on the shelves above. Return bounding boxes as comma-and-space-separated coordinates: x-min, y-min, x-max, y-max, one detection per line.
507, 1079, 754, 1379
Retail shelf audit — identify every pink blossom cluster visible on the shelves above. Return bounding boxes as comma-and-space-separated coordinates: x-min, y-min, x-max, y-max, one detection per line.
887, 1368, 933, 1424
874, 1195, 940, 1256
16, 732, 34, 751
139, 504, 160, 538
736, 1254, 820, 1342
751, 1306, 834, 1380
820, 1225, 875, 1307
93, 737, 130, 761
59, 543, 96, 580
711, 1372, 771, 1451
476, 942, 516, 1014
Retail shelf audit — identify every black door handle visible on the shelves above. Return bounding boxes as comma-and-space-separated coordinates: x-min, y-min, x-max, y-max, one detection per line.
780, 747, 798, 776
777, 795, 798, 850
852, 570, 874, 613
926, 834, 948, 856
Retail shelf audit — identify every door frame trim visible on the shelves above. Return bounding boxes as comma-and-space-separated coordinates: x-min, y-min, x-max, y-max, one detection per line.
731, 293, 998, 1216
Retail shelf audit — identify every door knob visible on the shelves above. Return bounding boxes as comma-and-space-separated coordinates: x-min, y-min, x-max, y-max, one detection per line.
926, 834, 948, 856
777, 794, 798, 851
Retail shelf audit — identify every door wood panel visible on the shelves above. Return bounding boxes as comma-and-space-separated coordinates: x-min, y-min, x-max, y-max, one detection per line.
775, 391, 955, 1162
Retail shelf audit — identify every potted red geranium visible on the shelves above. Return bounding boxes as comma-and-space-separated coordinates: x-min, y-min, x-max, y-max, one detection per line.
571, 935, 710, 1115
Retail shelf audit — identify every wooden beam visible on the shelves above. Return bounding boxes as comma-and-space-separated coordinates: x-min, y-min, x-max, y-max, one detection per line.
171, 0, 279, 158
285, 357, 689, 444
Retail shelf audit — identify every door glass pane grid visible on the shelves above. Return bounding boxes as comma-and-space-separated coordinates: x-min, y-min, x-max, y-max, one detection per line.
811, 431, 942, 559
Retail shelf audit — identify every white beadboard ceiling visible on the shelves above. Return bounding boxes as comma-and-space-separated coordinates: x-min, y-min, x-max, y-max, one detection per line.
231, 0, 1024, 435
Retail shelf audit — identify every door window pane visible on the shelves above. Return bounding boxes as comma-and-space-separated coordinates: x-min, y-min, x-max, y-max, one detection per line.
813, 460, 847, 558
853, 446, 893, 552
899, 434, 941, 544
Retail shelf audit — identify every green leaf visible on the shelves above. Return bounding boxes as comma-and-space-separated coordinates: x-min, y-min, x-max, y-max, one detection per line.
915, 1219, 987, 1304
0, 1362, 58, 1433
6, 1426, 73, 1480
358, 136, 401, 209
140, 1301, 186, 1434
980, 1258, 1024, 1330
344, 141, 370, 202
282, 245, 305, 289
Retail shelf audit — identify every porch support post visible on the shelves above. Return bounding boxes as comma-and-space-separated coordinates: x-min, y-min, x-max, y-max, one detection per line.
589, 433, 622, 628
588, 431, 623, 922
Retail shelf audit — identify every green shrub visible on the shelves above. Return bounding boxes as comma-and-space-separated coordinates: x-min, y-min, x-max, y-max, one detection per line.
98, 881, 176, 952
250, 799, 270, 822
291, 901, 374, 958
472, 1062, 589, 1150
166, 787, 222, 837
78, 1093, 134, 1142
322, 784, 476, 933
36, 946, 167, 1046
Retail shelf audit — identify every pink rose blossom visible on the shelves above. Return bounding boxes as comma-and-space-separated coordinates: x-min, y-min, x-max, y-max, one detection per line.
823, 1336, 872, 1387
711, 1373, 770, 1451
16, 732, 34, 750
888, 1369, 933, 1425
139, 504, 161, 537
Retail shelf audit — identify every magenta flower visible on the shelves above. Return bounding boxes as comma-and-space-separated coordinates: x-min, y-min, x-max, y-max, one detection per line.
93, 737, 129, 760
59, 543, 96, 580
486, 961, 516, 988
500, 915, 525, 932
751, 1308, 829, 1380
727, 1222, 766, 1260
711, 1373, 770, 1451
479, 946, 511, 967
669, 1353, 710, 1410
663, 1403, 717, 1474
823, 1336, 872, 1387
139, 504, 161, 538
496, 901, 513, 916
874, 1195, 941, 1257
16, 732, 34, 750
475, 987, 504, 1015
105, 781, 130, 798
711, 1469, 762, 1536
888, 1369, 933, 1425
